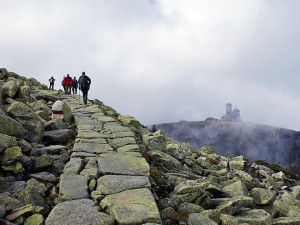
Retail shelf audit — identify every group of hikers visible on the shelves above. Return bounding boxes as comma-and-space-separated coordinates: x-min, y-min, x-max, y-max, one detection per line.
48, 72, 91, 105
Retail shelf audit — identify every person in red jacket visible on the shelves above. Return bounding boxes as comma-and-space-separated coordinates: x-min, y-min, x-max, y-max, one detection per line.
63, 74, 73, 94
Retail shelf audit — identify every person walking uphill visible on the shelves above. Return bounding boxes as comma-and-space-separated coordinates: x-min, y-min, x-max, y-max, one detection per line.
72, 77, 78, 94
63, 74, 73, 94
49, 76, 55, 90
78, 72, 91, 105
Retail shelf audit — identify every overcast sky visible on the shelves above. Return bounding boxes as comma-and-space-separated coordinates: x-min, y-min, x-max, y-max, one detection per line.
1, 0, 300, 130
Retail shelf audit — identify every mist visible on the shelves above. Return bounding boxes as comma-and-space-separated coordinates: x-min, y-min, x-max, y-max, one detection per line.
1, 0, 300, 130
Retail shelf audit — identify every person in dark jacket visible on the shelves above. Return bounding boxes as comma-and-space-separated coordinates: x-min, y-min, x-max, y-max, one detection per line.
78, 71, 91, 104
63, 74, 73, 94
72, 77, 78, 94
49, 76, 55, 90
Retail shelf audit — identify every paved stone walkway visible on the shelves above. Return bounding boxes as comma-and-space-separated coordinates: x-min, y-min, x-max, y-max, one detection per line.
46, 96, 161, 225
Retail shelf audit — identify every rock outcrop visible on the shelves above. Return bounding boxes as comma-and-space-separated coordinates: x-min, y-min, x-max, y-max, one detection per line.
1, 68, 300, 225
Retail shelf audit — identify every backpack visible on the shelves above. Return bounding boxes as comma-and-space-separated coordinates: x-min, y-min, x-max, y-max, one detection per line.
73, 79, 78, 86
79, 76, 90, 90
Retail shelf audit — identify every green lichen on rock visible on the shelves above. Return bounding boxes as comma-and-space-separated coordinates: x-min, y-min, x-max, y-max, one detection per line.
235, 209, 272, 225
250, 188, 276, 205
34, 154, 55, 169
187, 213, 218, 225
223, 180, 248, 197
118, 115, 141, 128
24, 214, 44, 225
2, 146, 23, 165
2, 79, 19, 98
2, 162, 25, 173
0, 113, 25, 138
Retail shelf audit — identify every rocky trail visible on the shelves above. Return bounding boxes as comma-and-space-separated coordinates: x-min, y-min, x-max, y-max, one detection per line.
1, 68, 300, 225
45, 94, 161, 225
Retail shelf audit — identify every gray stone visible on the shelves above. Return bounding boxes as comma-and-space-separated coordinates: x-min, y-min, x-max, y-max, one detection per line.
235, 209, 272, 225
100, 188, 161, 224
45, 199, 114, 225
59, 174, 89, 202
148, 150, 182, 169
97, 175, 151, 195
43, 129, 75, 145
2, 79, 19, 98
0, 181, 25, 194
97, 153, 150, 176
63, 158, 84, 174
30, 172, 58, 184
80, 168, 99, 180
73, 142, 113, 154
117, 144, 140, 152
44, 118, 67, 131
187, 213, 218, 225
0, 113, 25, 138
0, 195, 24, 211
0, 133, 17, 153
110, 137, 136, 149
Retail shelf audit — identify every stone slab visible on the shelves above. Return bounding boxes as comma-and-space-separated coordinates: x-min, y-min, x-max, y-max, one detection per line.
59, 174, 89, 202
97, 153, 150, 176
45, 199, 114, 225
100, 188, 161, 224
97, 175, 151, 195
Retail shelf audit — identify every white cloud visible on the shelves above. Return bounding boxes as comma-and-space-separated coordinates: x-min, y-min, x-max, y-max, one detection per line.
1, 0, 300, 130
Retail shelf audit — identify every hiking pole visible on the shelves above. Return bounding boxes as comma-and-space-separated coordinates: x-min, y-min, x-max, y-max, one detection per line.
79, 89, 81, 104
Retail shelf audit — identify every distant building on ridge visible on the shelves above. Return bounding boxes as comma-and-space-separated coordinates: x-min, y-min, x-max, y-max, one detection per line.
221, 103, 241, 122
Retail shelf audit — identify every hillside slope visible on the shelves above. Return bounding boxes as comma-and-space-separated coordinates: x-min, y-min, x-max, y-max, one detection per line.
154, 120, 300, 167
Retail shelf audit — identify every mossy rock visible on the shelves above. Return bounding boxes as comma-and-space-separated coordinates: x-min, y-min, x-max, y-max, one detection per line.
2, 162, 25, 173
250, 188, 276, 205
24, 214, 44, 225
0, 113, 25, 138
223, 180, 248, 197
17, 85, 31, 102
0, 195, 24, 211
0, 133, 17, 153
197, 145, 215, 156
1, 146, 23, 166
235, 209, 272, 225
187, 213, 218, 225
2, 79, 19, 98
118, 115, 141, 128
34, 154, 55, 170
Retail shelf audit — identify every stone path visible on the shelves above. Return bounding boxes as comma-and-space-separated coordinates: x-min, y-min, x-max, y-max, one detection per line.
46, 96, 161, 225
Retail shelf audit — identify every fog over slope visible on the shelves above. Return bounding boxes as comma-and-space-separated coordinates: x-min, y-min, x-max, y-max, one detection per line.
155, 120, 300, 167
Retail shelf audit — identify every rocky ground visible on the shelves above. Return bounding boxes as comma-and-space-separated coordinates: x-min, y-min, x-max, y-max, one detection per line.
0, 68, 300, 225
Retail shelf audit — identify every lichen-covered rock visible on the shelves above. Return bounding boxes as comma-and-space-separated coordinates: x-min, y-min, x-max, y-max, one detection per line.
43, 129, 75, 145
1, 146, 23, 166
272, 217, 300, 225
34, 154, 55, 170
223, 180, 248, 197
44, 118, 67, 131
0, 112, 25, 138
118, 115, 141, 128
17, 85, 31, 102
2, 79, 19, 98
7, 101, 44, 142
96, 175, 150, 195
220, 214, 239, 225
63, 158, 83, 174
29, 172, 58, 184
234, 209, 272, 225
51, 100, 72, 124
45, 199, 114, 225
58, 174, 89, 202
292, 186, 300, 200
5, 204, 44, 223
19, 186, 50, 214
217, 196, 253, 215
2, 162, 25, 174
0, 134, 17, 153
24, 214, 44, 225
250, 188, 276, 205
143, 130, 166, 151
187, 213, 218, 225
149, 150, 182, 169
0, 194, 24, 211
100, 188, 161, 224
177, 202, 204, 215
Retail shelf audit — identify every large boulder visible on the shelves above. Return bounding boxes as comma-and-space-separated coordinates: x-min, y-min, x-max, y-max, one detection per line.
7, 101, 44, 143
0, 109, 25, 139
43, 129, 75, 145
44, 118, 67, 131
51, 101, 72, 124
188, 213, 218, 225
45, 199, 114, 225
234, 209, 272, 225
250, 188, 276, 205
2, 79, 19, 98
17, 85, 31, 102
0, 133, 18, 153
100, 188, 161, 224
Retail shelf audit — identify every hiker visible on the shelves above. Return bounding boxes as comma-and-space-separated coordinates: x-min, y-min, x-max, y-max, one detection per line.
63, 74, 73, 94
78, 71, 91, 105
72, 77, 78, 94
61, 76, 66, 93
49, 76, 55, 90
